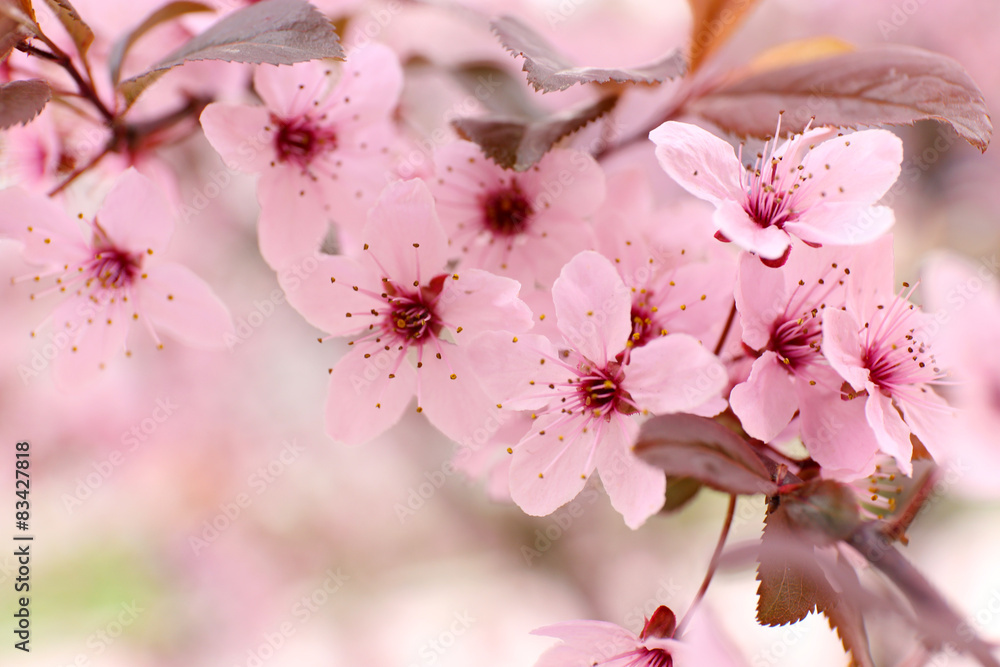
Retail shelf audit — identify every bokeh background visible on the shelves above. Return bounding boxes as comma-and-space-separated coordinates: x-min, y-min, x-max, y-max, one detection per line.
2, 0, 1000, 665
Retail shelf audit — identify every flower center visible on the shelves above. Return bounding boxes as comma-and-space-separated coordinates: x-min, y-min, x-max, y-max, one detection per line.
389, 301, 435, 340
272, 114, 337, 167
575, 362, 635, 418
482, 184, 533, 236
91, 245, 140, 290
635, 647, 673, 667
860, 296, 942, 394
744, 159, 797, 229
771, 315, 821, 370
628, 302, 660, 349
378, 276, 447, 347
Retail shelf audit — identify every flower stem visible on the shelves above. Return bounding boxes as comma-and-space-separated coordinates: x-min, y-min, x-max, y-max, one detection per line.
675, 494, 737, 637
713, 299, 738, 356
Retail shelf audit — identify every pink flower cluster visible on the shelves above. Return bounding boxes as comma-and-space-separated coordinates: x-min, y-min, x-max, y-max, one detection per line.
2, 3, 993, 661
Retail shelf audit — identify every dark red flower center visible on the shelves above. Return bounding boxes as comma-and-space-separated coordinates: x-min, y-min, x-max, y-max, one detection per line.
629, 302, 660, 349
576, 362, 636, 418
272, 114, 337, 167
91, 245, 140, 290
771, 315, 821, 371
482, 184, 533, 236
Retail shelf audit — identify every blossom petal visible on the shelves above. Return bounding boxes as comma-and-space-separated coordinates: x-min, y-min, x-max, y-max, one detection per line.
51, 295, 130, 389
98, 168, 175, 255
530, 620, 637, 652
735, 251, 786, 350
200, 102, 273, 173
257, 166, 330, 269
137, 263, 233, 348
417, 345, 497, 443
363, 179, 448, 288
325, 345, 416, 445
899, 386, 955, 464
714, 200, 790, 260
784, 204, 894, 246
509, 412, 595, 517
625, 334, 727, 415
797, 377, 879, 479
797, 128, 903, 206
729, 352, 799, 443
518, 149, 606, 218
595, 417, 664, 529
464, 332, 563, 410
438, 268, 533, 340
649, 121, 743, 205
553, 250, 631, 366
280, 254, 380, 337
254, 60, 331, 118
323, 43, 403, 128
865, 388, 913, 474
0, 186, 89, 265
821, 307, 869, 391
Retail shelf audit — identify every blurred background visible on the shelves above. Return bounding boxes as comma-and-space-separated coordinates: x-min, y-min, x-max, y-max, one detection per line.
2, 0, 1000, 665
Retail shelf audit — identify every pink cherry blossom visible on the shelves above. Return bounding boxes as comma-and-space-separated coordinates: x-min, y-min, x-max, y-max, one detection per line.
594, 169, 735, 355
0, 168, 233, 387
821, 237, 956, 475
532, 606, 747, 667
469, 251, 727, 528
649, 119, 903, 265
280, 178, 533, 445
200, 44, 403, 268
729, 243, 882, 478
432, 140, 606, 287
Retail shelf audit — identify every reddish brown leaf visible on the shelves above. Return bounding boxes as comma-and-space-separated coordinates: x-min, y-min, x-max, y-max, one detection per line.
782, 479, 862, 543
109, 1, 215, 85
817, 552, 876, 667
686, 0, 763, 72
451, 94, 617, 172
0, 79, 51, 129
119, 0, 344, 107
0, 0, 38, 62
492, 15, 685, 94
634, 413, 777, 496
41, 0, 94, 58
755, 501, 830, 626
687, 44, 992, 151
